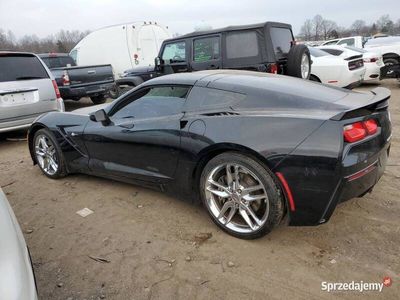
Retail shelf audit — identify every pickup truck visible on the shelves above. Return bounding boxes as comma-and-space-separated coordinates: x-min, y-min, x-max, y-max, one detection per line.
322, 36, 400, 68
38, 53, 115, 104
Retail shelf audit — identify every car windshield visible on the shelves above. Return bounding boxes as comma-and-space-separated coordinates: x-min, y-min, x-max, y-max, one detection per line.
309, 47, 330, 57
41, 56, 77, 68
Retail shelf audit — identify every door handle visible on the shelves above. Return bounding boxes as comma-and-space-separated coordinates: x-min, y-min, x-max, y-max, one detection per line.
118, 122, 135, 129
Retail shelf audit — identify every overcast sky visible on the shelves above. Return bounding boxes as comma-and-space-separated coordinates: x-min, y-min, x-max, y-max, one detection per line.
1, 0, 399, 38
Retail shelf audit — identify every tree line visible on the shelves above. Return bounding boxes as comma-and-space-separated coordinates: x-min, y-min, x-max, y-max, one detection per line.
298, 14, 400, 41
0, 29, 90, 53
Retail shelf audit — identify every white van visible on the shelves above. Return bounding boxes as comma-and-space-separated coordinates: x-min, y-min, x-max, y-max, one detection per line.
70, 22, 171, 79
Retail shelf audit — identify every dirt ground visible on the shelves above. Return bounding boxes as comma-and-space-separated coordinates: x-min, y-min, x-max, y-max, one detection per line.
1, 80, 399, 300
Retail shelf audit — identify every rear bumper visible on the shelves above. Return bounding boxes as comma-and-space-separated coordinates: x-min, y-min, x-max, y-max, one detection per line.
319, 141, 390, 223
59, 82, 114, 100
0, 99, 64, 133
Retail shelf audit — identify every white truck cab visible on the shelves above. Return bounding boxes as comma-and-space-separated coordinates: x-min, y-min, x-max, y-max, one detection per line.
321, 36, 367, 48
70, 22, 171, 79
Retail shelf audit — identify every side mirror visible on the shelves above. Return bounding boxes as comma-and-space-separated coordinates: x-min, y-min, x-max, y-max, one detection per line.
155, 56, 161, 71
90, 109, 111, 126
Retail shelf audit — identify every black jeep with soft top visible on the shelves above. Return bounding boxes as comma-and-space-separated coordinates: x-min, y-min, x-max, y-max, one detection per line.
115, 22, 311, 96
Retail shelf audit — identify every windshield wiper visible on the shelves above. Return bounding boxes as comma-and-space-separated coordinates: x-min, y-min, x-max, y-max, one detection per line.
15, 76, 46, 80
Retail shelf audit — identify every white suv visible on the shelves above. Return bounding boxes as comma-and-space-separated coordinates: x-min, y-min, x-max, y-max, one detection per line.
0, 52, 64, 133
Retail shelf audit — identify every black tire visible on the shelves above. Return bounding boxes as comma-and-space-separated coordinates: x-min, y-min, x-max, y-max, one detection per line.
383, 57, 399, 66
108, 85, 120, 99
286, 44, 311, 79
33, 129, 67, 179
90, 95, 107, 104
200, 152, 284, 239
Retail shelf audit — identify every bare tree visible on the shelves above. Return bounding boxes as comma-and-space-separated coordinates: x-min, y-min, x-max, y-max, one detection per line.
312, 14, 324, 40
299, 19, 313, 41
351, 20, 366, 35
321, 19, 338, 39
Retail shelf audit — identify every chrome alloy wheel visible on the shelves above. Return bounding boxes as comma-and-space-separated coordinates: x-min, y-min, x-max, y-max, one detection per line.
205, 163, 269, 233
34, 134, 58, 176
301, 53, 310, 79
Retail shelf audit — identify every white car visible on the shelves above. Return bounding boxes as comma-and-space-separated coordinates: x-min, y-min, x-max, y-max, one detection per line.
317, 45, 383, 82
308, 47, 366, 88
0, 188, 38, 300
0, 52, 65, 133
364, 36, 400, 67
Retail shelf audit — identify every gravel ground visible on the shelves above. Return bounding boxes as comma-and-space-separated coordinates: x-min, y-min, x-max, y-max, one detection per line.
1, 80, 399, 300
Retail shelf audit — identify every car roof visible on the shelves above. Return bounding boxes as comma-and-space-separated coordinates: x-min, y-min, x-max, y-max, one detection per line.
164, 21, 291, 41
0, 51, 36, 56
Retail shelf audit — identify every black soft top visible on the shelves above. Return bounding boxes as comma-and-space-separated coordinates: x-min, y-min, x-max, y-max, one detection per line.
165, 21, 292, 42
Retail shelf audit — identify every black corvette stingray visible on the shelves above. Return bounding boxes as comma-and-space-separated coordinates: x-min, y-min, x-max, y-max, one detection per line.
28, 70, 392, 239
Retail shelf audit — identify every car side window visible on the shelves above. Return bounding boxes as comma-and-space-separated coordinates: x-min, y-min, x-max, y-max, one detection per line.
193, 36, 220, 62
338, 38, 355, 47
112, 86, 190, 119
226, 31, 259, 59
161, 42, 186, 64
323, 40, 339, 45
184, 86, 246, 112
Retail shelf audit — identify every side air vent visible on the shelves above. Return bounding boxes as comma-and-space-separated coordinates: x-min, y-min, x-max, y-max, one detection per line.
201, 112, 240, 116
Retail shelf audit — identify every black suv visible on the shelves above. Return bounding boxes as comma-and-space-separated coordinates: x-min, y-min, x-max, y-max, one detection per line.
116, 22, 311, 95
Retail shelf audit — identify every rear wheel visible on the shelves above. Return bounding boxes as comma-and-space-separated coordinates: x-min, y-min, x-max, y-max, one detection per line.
33, 129, 67, 179
200, 152, 284, 239
287, 44, 311, 79
383, 57, 399, 77
90, 95, 107, 104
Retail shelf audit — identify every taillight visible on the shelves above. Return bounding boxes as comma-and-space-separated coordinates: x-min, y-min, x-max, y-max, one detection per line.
343, 119, 378, 143
363, 57, 378, 63
62, 70, 70, 86
268, 63, 278, 74
52, 80, 61, 99
364, 119, 378, 135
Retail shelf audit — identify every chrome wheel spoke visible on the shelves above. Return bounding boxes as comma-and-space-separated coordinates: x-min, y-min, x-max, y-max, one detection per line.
35, 146, 45, 157
225, 206, 237, 225
206, 187, 230, 198
242, 184, 264, 195
243, 205, 262, 226
218, 200, 235, 219
239, 208, 256, 230
242, 193, 267, 202
226, 164, 234, 186
208, 179, 230, 193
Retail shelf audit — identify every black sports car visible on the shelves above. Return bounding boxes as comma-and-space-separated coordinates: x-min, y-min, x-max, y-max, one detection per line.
28, 70, 392, 239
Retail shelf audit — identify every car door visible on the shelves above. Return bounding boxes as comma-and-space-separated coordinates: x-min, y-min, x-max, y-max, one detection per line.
159, 40, 190, 74
83, 85, 191, 183
191, 35, 222, 71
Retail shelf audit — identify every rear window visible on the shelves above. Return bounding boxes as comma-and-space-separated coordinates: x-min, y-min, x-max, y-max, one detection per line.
270, 27, 294, 59
185, 86, 246, 111
320, 48, 344, 56
41, 56, 76, 68
309, 48, 330, 57
226, 31, 259, 59
0, 54, 49, 82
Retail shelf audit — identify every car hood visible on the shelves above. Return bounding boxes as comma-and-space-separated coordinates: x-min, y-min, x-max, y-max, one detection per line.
0, 189, 37, 300
73, 103, 109, 115
123, 65, 155, 76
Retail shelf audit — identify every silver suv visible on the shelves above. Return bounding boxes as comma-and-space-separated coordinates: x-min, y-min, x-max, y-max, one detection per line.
0, 52, 64, 133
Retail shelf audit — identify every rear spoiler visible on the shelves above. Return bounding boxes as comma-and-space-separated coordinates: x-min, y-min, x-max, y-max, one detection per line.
344, 54, 363, 61
330, 87, 390, 121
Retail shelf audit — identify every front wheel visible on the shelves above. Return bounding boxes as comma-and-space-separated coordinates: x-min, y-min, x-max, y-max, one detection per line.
33, 129, 67, 179
200, 152, 284, 239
